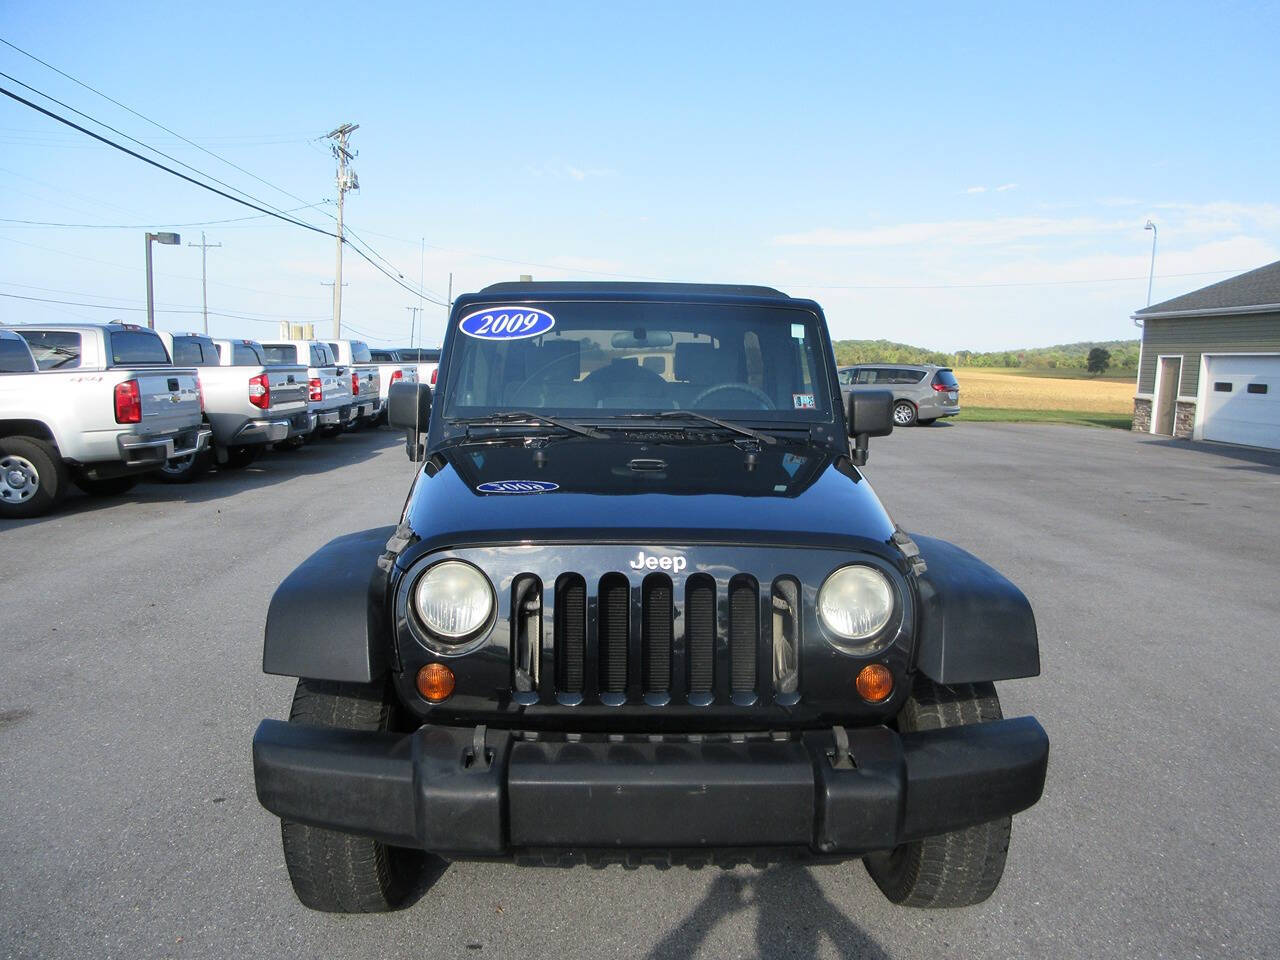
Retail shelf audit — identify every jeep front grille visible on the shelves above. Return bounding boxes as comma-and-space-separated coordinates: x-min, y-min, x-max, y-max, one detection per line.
511, 569, 790, 706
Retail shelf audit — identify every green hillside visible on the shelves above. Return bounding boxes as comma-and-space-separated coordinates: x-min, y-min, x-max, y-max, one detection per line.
831, 338, 1139, 373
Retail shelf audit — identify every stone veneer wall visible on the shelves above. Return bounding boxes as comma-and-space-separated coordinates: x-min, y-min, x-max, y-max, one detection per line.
1174, 401, 1196, 438
1132, 398, 1152, 433
1132, 397, 1196, 438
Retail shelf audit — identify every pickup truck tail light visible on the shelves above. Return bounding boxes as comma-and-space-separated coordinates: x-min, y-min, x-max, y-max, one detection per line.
114, 379, 142, 424
389, 369, 403, 385
351, 371, 360, 396
308, 377, 322, 402
249, 372, 271, 409
430, 367, 438, 386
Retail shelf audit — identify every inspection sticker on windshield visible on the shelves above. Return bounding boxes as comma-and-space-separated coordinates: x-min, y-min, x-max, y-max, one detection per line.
791, 323, 805, 339
476, 480, 560, 494
792, 393, 816, 410
459, 307, 555, 340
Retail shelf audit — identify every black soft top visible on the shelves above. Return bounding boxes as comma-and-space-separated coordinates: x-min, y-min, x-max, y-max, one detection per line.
477, 280, 791, 299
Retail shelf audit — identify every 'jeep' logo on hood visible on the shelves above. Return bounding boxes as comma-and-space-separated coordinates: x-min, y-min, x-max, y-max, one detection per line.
628, 551, 687, 573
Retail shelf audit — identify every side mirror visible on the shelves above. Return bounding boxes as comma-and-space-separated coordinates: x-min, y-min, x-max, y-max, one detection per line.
846, 388, 894, 466
387, 381, 432, 460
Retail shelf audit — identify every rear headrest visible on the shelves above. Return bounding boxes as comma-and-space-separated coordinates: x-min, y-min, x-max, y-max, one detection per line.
674, 342, 737, 382
537, 338, 580, 381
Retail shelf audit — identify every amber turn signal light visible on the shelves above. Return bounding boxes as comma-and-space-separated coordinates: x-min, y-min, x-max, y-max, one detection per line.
416, 663, 456, 702
855, 663, 894, 703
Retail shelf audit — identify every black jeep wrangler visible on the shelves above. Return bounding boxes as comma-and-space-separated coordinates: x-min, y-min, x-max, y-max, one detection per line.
252, 282, 1047, 912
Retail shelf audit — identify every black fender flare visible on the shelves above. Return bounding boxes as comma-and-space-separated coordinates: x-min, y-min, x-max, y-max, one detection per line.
262, 525, 396, 683
910, 534, 1041, 684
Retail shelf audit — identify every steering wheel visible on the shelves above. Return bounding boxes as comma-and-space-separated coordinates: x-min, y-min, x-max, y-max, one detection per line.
691, 382, 775, 410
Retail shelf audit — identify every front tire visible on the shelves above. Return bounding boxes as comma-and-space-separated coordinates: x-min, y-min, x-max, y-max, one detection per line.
864, 677, 1011, 908
0, 436, 67, 519
279, 679, 434, 912
892, 401, 918, 427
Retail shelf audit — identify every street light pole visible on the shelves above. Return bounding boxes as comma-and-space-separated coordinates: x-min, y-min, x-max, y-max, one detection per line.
144, 231, 181, 329
1144, 220, 1158, 306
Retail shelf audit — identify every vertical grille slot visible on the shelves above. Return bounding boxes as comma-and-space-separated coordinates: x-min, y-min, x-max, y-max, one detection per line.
511, 575, 542, 696
771, 577, 800, 699
642, 574, 673, 694
729, 575, 758, 694
685, 574, 716, 696
597, 573, 630, 695
554, 574, 586, 694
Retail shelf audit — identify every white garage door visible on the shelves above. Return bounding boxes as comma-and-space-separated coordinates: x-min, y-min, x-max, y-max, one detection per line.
1200, 354, 1280, 450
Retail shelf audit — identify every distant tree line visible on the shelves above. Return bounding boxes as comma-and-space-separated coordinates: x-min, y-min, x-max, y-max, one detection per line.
831, 338, 1139, 373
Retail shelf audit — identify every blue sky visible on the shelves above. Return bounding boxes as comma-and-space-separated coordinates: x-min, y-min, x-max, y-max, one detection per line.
3, 1, 1278, 350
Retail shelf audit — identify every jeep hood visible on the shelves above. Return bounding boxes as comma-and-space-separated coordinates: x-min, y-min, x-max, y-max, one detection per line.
402, 438, 897, 551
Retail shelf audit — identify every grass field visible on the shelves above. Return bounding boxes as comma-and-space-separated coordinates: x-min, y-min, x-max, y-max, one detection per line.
953, 367, 1134, 414
959, 407, 1133, 429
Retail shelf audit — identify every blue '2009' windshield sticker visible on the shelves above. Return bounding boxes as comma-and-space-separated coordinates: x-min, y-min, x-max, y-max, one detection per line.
476, 480, 560, 494
459, 307, 555, 340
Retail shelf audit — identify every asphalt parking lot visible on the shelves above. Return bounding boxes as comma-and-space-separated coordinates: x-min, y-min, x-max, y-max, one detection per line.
2, 422, 1278, 960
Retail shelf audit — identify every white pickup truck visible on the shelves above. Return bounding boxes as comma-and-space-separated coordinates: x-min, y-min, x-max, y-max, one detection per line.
394, 347, 440, 389
0, 323, 210, 518
367, 348, 418, 422
323, 339, 381, 427
151, 332, 314, 481
258, 340, 354, 439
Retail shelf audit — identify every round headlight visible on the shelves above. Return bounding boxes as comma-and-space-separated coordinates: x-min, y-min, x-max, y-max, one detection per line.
413, 561, 494, 640
818, 565, 895, 645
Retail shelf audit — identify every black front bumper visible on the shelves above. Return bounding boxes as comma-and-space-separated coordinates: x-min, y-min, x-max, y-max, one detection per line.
253, 717, 1047, 859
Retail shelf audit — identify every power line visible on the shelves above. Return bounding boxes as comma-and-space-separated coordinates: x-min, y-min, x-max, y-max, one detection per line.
0, 84, 334, 235
0, 289, 326, 325
0, 70, 322, 229
0, 37, 320, 212
0, 84, 445, 304
0, 201, 329, 229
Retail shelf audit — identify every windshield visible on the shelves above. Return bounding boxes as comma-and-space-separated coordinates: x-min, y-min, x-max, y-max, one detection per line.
443, 300, 832, 424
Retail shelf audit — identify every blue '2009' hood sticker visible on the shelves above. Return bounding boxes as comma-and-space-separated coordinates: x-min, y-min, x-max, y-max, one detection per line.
476, 480, 560, 494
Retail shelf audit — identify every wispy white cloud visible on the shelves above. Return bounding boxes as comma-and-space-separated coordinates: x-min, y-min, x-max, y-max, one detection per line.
965, 185, 987, 194
995, 182, 1018, 192
527, 163, 615, 182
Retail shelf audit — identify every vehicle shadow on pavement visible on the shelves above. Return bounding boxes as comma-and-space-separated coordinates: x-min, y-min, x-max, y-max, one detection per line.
1139, 436, 1280, 472
0, 429, 404, 532
644, 867, 889, 960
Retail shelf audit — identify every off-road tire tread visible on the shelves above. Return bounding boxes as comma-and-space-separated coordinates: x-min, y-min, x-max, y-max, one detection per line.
0, 435, 67, 518
864, 677, 1012, 908
279, 679, 421, 913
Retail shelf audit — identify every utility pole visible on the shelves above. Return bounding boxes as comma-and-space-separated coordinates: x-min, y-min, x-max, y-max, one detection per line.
405, 305, 422, 345
326, 123, 359, 338
187, 231, 221, 334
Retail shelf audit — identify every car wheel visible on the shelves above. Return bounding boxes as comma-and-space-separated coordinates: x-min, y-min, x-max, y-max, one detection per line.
864, 677, 1012, 907
72, 474, 140, 498
153, 450, 212, 484
892, 401, 917, 427
222, 445, 260, 469
279, 679, 436, 912
0, 436, 68, 519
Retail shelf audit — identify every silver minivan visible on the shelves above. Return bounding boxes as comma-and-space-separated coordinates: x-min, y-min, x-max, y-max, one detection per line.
838, 364, 961, 426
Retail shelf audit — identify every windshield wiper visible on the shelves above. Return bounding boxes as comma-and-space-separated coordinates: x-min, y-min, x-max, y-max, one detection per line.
447, 412, 607, 440
615, 410, 777, 445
